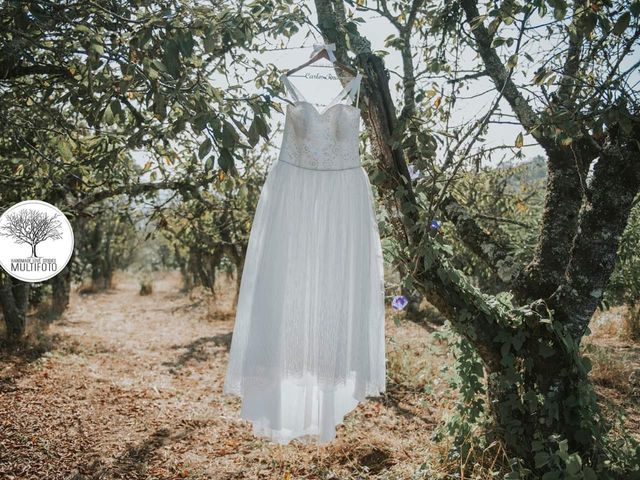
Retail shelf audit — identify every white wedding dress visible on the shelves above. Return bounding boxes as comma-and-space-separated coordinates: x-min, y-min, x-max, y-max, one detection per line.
223, 71, 386, 445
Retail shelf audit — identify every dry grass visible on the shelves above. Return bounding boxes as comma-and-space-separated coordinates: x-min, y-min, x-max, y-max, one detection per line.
426, 433, 512, 480
584, 307, 640, 440
0, 271, 447, 479
1, 273, 639, 479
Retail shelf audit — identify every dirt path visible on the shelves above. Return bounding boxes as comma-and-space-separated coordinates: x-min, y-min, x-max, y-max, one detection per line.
0, 272, 440, 479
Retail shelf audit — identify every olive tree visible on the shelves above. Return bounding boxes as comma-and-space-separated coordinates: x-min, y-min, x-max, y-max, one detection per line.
0, 0, 305, 338
311, 0, 640, 475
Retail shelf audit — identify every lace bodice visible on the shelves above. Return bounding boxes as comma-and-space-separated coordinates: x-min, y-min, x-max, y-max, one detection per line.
278, 73, 363, 171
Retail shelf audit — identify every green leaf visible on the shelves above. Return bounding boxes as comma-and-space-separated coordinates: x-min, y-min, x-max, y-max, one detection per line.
580, 356, 593, 373
57, 140, 73, 161
533, 70, 548, 85
177, 30, 195, 56
488, 17, 501, 36
198, 137, 212, 159
110, 98, 121, 115
557, 439, 569, 459
151, 59, 167, 73
89, 41, 104, 55
512, 331, 525, 351
581, 12, 597, 36
247, 117, 260, 147
541, 472, 560, 480
553, 3, 567, 21
163, 39, 180, 78
515, 132, 524, 148
218, 148, 234, 173
613, 12, 631, 36
103, 104, 115, 125
507, 54, 518, 69
539, 342, 556, 358
254, 115, 269, 140
221, 121, 238, 148
492, 36, 506, 47
534, 451, 550, 468
583, 466, 597, 480
203, 33, 217, 53
565, 452, 582, 475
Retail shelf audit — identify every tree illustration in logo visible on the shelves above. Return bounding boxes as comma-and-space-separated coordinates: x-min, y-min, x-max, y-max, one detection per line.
0, 208, 63, 258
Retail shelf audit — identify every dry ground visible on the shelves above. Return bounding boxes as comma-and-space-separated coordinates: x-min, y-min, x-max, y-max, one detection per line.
0, 271, 638, 479
0, 271, 447, 479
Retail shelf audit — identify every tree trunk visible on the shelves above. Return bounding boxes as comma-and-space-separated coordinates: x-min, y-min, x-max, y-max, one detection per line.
187, 250, 200, 289
0, 276, 30, 341
485, 323, 599, 462
90, 261, 113, 291
174, 245, 192, 292
512, 148, 590, 301
50, 265, 72, 319
227, 245, 245, 306
551, 139, 640, 340
31, 243, 37, 258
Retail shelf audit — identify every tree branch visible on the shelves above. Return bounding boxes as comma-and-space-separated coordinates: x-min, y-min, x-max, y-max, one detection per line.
459, 0, 548, 149
441, 194, 513, 277
72, 178, 211, 211
0, 63, 71, 80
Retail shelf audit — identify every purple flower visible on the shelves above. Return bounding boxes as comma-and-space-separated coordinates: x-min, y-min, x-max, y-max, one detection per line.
407, 165, 422, 180
391, 295, 409, 311
430, 219, 442, 231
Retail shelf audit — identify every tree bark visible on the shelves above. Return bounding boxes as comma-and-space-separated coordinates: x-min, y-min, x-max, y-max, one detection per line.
50, 264, 72, 319
550, 128, 640, 341
90, 261, 113, 291
440, 194, 512, 277
227, 246, 245, 306
512, 148, 589, 300
174, 245, 192, 292
0, 276, 30, 341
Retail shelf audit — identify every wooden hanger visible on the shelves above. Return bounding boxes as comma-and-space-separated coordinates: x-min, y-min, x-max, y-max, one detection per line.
282, 43, 358, 78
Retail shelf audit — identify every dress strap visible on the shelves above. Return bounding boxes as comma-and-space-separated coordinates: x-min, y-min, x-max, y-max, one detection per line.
280, 73, 306, 103
323, 72, 363, 112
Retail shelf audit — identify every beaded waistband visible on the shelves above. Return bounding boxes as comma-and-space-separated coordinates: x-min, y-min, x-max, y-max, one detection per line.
278, 158, 362, 172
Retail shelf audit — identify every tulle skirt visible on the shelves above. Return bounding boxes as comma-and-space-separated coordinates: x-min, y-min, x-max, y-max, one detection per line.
223, 159, 386, 445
